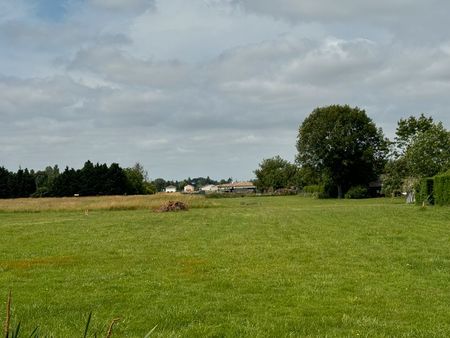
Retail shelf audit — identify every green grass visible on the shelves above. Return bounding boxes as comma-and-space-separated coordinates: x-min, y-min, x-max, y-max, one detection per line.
1, 196, 450, 337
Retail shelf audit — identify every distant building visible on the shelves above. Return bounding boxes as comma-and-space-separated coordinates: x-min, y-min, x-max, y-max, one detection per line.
183, 185, 195, 193
201, 184, 218, 192
217, 181, 256, 193
165, 185, 177, 193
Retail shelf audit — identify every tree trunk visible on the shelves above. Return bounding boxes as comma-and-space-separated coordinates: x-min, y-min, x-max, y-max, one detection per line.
337, 185, 343, 199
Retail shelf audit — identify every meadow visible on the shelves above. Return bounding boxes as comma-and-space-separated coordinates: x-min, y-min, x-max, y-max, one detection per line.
0, 194, 449, 337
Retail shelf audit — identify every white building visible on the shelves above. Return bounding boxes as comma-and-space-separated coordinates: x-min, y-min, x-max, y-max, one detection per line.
217, 182, 256, 193
200, 184, 218, 192
183, 185, 195, 193
165, 185, 177, 193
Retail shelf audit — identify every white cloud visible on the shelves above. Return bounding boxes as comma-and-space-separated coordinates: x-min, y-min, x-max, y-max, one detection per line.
234, 0, 431, 22
129, 0, 323, 63
69, 45, 193, 88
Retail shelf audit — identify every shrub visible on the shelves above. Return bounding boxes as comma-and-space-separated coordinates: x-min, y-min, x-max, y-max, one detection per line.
302, 185, 326, 199
434, 172, 450, 206
416, 177, 434, 205
344, 186, 368, 199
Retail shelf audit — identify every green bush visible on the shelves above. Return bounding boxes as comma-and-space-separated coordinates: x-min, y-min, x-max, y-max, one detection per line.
434, 172, 450, 206
344, 186, 368, 199
416, 177, 434, 205
302, 185, 326, 199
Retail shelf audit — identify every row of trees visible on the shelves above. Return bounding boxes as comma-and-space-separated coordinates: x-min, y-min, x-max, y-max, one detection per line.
0, 167, 36, 198
0, 161, 153, 198
0, 161, 234, 198
254, 105, 450, 198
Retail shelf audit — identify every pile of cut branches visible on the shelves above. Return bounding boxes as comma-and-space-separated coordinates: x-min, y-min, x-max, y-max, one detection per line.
156, 200, 189, 212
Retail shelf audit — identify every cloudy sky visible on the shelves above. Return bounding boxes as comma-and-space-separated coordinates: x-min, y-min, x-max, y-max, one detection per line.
1, 0, 450, 180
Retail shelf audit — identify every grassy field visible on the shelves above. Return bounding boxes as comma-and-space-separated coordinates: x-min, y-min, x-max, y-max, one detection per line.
0, 195, 449, 337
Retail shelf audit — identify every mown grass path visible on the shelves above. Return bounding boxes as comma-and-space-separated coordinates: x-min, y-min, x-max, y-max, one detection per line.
0, 196, 449, 336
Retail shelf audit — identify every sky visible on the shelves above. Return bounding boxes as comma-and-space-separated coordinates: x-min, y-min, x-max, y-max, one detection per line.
1, 0, 450, 180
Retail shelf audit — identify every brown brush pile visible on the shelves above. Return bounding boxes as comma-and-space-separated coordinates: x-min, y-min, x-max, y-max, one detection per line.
156, 200, 189, 212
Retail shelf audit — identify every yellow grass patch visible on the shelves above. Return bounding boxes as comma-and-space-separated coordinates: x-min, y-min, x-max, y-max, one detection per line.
0, 193, 211, 212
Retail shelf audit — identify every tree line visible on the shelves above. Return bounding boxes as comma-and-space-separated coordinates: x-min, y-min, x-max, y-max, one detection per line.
254, 105, 450, 199
0, 161, 151, 198
0, 161, 234, 199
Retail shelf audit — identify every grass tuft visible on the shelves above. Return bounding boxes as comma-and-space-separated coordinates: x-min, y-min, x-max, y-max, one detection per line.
3, 291, 11, 338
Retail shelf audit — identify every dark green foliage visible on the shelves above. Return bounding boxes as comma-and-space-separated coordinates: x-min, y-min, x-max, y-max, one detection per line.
7, 169, 36, 198
0, 161, 157, 198
416, 178, 434, 205
344, 186, 368, 199
125, 163, 148, 195
0, 166, 11, 198
254, 156, 299, 192
51, 166, 79, 196
79, 161, 97, 196
143, 181, 157, 194
297, 165, 321, 187
51, 162, 133, 197
104, 163, 129, 195
297, 105, 388, 198
395, 114, 435, 155
153, 178, 167, 192
385, 114, 450, 189
0, 167, 36, 199
33, 165, 60, 197
404, 123, 450, 178
381, 159, 408, 197
434, 172, 450, 206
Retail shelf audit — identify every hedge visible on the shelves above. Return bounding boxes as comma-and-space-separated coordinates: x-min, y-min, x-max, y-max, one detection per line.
434, 173, 450, 206
345, 186, 368, 199
416, 177, 434, 205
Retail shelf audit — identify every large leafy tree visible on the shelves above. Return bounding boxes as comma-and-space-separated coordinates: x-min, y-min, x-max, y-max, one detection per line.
383, 115, 450, 195
296, 105, 388, 198
125, 162, 152, 194
404, 122, 450, 177
34, 165, 60, 197
254, 156, 299, 192
395, 114, 435, 155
